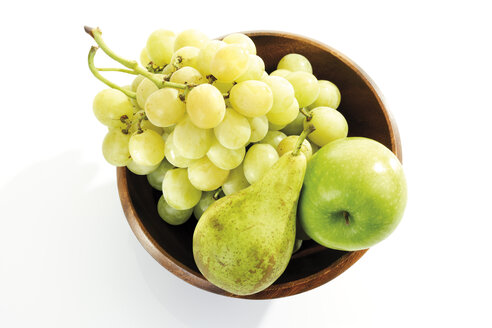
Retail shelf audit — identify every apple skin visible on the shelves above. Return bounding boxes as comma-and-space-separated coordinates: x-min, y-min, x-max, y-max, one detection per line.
299, 137, 407, 251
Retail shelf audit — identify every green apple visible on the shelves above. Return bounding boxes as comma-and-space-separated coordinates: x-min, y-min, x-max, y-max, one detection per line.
299, 137, 407, 251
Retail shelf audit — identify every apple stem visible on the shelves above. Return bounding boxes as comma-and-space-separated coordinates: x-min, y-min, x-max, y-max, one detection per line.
292, 124, 315, 156
343, 211, 350, 225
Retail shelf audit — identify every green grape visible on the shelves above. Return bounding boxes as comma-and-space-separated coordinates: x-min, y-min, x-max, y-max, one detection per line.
173, 115, 214, 159
260, 130, 287, 149
122, 85, 140, 112
276, 135, 312, 160
162, 168, 202, 210
157, 195, 193, 225
248, 115, 269, 142
292, 239, 303, 254
193, 191, 217, 220
310, 140, 320, 154
267, 97, 299, 126
146, 159, 174, 190
129, 110, 164, 135
277, 53, 313, 73
223, 33, 256, 55
212, 80, 234, 94
243, 144, 279, 184
196, 40, 226, 76
210, 44, 249, 82
222, 163, 250, 196
281, 112, 305, 135
207, 138, 245, 170
136, 77, 159, 108
187, 157, 230, 191
229, 80, 273, 117
163, 125, 175, 134
140, 48, 151, 67
169, 66, 206, 85
170, 46, 201, 70
262, 76, 297, 125
131, 75, 145, 92
102, 128, 131, 166
268, 121, 286, 131
269, 69, 291, 78
126, 159, 160, 175
174, 29, 209, 51
93, 89, 134, 128
214, 108, 251, 149
162, 63, 176, 75
146, 29, 175, 67
161, 131, 170, 143
144, 88, 186, 127
236, 55, 265, 82
129, 129, 165, 166
307, 80, 341, 110
186, 84, 226, 129
304, 106, 348, 147
286, 71, 320, 108
164, 131, 197, 168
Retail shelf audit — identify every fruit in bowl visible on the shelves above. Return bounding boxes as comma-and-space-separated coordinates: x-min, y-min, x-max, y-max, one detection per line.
85, 27, 406, 299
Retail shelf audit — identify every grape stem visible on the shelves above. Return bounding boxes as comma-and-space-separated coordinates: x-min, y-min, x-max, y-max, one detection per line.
88, 47, 136, 98
213, 188, 222, 200
299, 108, 313, 121
84, 26, 191, 92
97, 68, 138, 75
292, 124, 315, 156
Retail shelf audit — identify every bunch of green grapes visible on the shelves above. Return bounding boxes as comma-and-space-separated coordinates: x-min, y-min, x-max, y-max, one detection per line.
88, 27, 349, 226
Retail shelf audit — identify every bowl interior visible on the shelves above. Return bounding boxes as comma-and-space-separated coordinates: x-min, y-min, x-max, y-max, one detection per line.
118, 31, 401, 299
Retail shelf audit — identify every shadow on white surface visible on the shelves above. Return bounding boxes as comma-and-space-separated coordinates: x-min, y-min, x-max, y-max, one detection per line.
131, 233, 272, 327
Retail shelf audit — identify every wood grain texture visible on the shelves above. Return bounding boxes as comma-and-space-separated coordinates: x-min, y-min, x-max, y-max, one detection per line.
117, 31, 402, 299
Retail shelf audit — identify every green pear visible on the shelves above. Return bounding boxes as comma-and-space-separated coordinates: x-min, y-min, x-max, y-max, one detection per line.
192, 148, 307, 295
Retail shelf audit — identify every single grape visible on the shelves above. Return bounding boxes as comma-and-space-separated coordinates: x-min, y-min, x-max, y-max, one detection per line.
102, 129, 131, 166
305, 106, 348, 146
281, 111, 305, 135
136, 77, 160, 108
286, 71, 320, 108
223, 33, 256, 55
129, 129, 165, 166
93, 89, 134, 128
222, 163, 250, 196
277, 53, 313, 73
276, 135, 312, 160
260, 130, 287, 149
162, 168, 202, 210
267, 97, 299, 127
214, 108, 251, 149
174, 29, 209, 51
196, 40, 227, 76
146, 29, 175, 67
292, 239, 303, 254
269, 69, 291, 78
243, 144, 279, 184
140, 48, 151, 67
147, 159, 174, 190
188, 157, 229, 191
236, 55, 265, 82
144, 88, 186, 127
170, 46, 201, 70
126, 159, 160, 175
193, 191, 218, 220
186, 84, 226, 129
207, 139, 245, 170
307, 80, 341, 110
173, 115, 214, 159
164, 131, 197, 168
157, 195, 193, 225
310, 140, 320, 154
262, 75, 297, 125
210, 44, 249, 82
248, 115, 269, 142
229, 80, 273, 117
169, 66, 206, 85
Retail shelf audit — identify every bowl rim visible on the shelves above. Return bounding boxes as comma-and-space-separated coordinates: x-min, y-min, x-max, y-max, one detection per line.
117, 30, 402, 299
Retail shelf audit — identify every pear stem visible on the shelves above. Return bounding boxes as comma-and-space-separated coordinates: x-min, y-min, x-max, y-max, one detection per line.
292, 124, 315, 156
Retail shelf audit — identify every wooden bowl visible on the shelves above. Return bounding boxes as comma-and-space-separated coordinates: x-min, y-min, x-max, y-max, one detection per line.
117, 31, 402, 299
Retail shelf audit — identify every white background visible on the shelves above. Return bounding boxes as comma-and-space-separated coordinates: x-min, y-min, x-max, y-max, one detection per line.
1, 0, 491, 327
